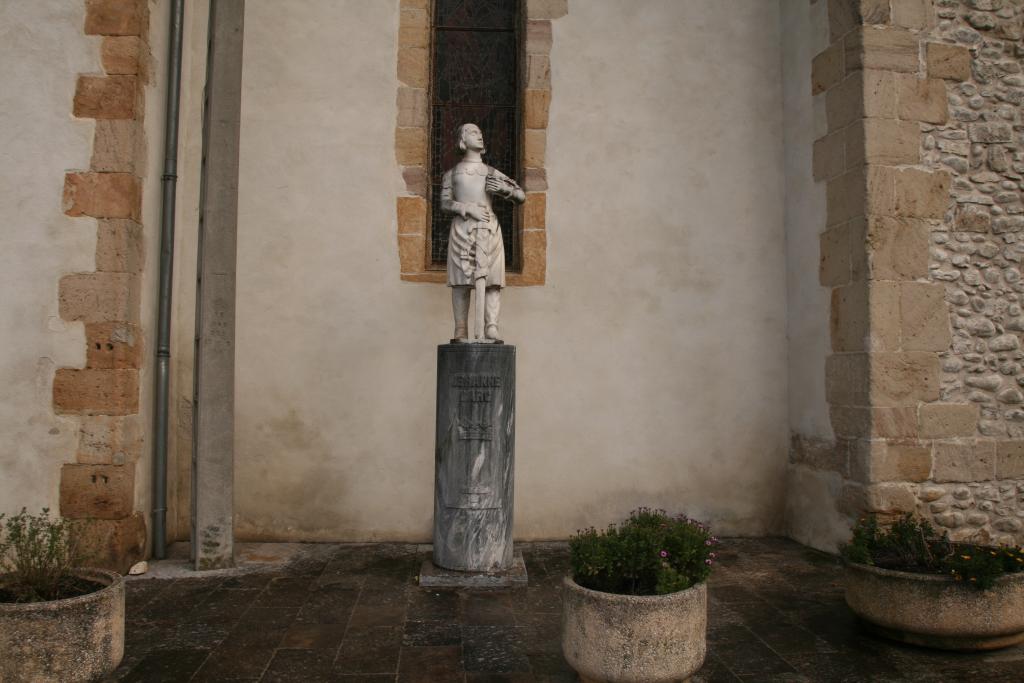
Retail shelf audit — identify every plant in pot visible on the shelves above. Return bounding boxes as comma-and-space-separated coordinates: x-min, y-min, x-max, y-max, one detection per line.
0, 508, 125, 682
841, 513, 1024, 651
562, 508, 717, 683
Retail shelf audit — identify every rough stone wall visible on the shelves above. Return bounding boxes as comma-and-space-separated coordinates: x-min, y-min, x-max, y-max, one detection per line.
54, 0, 150, 572
918, 0, 1024, 543
810, 0, 1024, 547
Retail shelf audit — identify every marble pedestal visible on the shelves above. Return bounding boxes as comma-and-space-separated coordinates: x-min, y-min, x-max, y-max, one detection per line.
430, 343, 518, 578
419, 551, 528, 588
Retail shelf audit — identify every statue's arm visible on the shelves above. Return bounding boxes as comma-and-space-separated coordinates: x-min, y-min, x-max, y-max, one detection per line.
505, 179, 526, 204
487, 168, 526, 204
440, 170, 467, 217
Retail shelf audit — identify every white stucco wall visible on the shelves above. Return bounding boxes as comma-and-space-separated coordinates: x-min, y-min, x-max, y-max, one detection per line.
167, 0, 210, 542
784, 0, 832, 442
521, 0, 790, 537
780, 0, 849, 551
0, 2, 97, 515
170, 0, 792, 541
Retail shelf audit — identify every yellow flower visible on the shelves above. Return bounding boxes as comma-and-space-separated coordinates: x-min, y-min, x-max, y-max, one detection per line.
961, 555, 971, 560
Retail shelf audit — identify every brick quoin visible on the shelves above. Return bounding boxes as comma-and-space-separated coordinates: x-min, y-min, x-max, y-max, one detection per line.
54, 0, 151, 573
73, 75, 137, 119
84, 0, 147, 37
59, 463, 136, 519
62, 172, 141, 220
52, 368, 139, 416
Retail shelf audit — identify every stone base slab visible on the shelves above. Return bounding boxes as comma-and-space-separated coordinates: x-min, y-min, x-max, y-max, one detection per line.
419, 551, 527, 589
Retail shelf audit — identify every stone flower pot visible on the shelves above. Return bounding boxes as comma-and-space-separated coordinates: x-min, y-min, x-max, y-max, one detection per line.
0, 568, 125, 682
561, 576, 707, 683
845, 561, 1024, 651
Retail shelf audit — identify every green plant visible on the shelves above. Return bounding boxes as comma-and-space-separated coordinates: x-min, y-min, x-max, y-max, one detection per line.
841, 514, 1024, 591
570, 508, 716, 596
946, 546, 1024, 590
841, 514, 950, 573
0, 508, 82, 603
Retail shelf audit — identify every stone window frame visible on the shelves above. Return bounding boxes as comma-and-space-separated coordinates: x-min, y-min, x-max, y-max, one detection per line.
395, 0, 566, 286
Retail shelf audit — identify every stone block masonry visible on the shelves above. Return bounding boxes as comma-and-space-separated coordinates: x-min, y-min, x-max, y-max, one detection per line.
54, 0, 151, 573
926, 1, 1024, 439
73, 75, 138, 119
53, 368, 139, 416
809, 0, 1024, 545
914, 0, 1024, 544
59, 463, 136, 519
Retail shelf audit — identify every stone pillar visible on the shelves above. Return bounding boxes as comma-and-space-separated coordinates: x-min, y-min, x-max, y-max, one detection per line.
433, 344, 516, 572
816, 0, 950, 524
193, 0, 245, 571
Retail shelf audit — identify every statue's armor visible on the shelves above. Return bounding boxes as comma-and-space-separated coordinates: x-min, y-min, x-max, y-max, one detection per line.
441, 161, 512, 288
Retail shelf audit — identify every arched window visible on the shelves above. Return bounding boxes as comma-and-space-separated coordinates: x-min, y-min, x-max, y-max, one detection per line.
429, 0, 521, 270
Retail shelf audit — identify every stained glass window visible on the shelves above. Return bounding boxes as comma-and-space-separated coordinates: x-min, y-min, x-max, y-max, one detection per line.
430, 0, 521, 269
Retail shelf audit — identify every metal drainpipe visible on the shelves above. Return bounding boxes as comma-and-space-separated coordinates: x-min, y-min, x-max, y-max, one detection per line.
152, 0, 186, 560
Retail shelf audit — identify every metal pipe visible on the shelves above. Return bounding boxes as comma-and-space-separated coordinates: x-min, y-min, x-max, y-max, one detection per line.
152, 0, 186, 560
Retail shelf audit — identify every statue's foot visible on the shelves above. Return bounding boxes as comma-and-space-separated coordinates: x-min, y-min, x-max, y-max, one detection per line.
452, 325, 468, 343
485, 324, 502, 342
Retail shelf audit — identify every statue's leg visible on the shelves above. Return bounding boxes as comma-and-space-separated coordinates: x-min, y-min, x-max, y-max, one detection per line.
485, 287, 501, 341
452, 286, 470, 340
474, 278, 486, 340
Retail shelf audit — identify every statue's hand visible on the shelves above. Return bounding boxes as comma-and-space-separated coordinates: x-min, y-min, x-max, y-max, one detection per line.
485, 176, 511, 198
465, 204, 491, 222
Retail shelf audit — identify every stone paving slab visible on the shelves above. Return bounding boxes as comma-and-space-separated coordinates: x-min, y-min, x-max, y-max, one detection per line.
105, 538, 1024, 682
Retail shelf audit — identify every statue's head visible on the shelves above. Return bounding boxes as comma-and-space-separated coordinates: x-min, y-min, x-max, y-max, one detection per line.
457, 123, 485, 155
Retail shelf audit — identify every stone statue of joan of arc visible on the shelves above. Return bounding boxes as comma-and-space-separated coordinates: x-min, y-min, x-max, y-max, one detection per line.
441, 123, 526, 343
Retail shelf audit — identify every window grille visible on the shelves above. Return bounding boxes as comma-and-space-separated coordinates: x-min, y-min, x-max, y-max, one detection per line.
429, 0, 521, 270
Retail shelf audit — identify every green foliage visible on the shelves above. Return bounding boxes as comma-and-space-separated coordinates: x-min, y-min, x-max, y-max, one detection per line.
0, 508, 82, 603
946, 546, 1024, 590
841, 514, 1024, 591
569, 508, 716, 596
840, 513, 877, 566
841, 514, 949, 573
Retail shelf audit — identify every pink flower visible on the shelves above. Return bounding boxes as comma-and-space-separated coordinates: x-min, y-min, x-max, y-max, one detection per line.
705, 540, 712, 546
659, 550, 668, 558
705, 558, 713, 565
